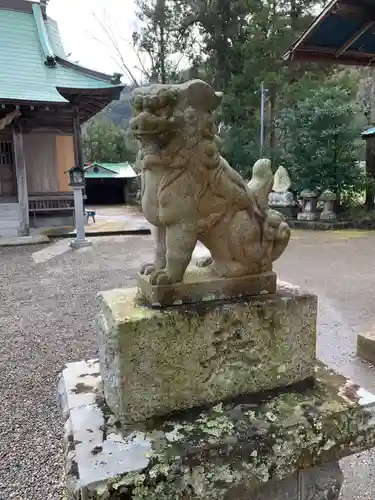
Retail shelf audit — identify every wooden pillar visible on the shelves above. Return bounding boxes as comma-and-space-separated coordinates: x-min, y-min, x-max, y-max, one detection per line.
13, 123, 29, 236
72, 110, 84, 169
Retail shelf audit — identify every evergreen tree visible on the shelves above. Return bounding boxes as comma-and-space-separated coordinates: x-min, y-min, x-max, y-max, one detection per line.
133, 0, 199, 83
182, 0, 248, 89
278, 83, 365, 196
218, 0, 330, 175
83, 119, 136, 164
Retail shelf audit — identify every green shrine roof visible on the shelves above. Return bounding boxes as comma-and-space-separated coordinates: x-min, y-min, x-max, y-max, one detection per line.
84, 163, 138, 179
0, 1, 123, 105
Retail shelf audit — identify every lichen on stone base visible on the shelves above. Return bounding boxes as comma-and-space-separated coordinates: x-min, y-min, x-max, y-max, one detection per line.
59, 360, 375, 500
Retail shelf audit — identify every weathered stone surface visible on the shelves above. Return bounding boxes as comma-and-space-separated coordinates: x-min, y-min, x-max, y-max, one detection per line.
251, 462, 343, 500
131, 80, 290, 286
57, 359, 151, 497
58, 360, 375, 500
357, 330, 375, 363
98, 283, 317, 424
137, 268, 277, 307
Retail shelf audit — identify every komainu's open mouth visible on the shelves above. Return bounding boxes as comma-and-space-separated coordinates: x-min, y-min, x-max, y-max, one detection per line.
131, 111, 175, 138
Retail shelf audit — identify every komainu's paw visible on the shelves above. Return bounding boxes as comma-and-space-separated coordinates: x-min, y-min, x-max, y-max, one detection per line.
149, 270, 173, 285
140, 262, 157, 275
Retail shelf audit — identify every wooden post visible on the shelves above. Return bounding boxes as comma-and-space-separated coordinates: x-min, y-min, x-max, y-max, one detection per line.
72, 109, 84, 169
13, 123, 29, 236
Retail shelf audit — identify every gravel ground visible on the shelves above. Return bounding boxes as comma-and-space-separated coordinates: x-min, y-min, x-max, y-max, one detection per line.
1, 231, 375, 499
0, 236, 153, 500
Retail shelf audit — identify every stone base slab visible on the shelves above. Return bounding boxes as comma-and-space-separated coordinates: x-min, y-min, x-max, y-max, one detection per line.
320, 213, 337, 221
70, 239, 92, 249
357, 330, 375, 364
98, 283, 317, 424
137, 269, 277, 307
58, 359, 375, 500
298, 213, 319, 221
289, 220, 354, 231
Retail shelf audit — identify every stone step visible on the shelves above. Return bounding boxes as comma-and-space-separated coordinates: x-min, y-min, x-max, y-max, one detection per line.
0, 203, 20, 237
0, 222, 20, 229
0, 218, 20, 226
0, 214, 20, 220
0, 228, 19, 237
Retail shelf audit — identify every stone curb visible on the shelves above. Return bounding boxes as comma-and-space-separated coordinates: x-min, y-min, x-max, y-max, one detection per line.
48, 228, 152, 239
0, 234, 50, 247
289, 220, 375, 231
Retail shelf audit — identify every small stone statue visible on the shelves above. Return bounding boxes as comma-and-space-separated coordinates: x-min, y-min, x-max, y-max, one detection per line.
268, 166, 296, 207
130, 80, 290, 285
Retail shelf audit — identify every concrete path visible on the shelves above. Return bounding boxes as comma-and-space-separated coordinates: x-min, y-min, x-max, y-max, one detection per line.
33, 205, 152, 238
274, 230, 375, 500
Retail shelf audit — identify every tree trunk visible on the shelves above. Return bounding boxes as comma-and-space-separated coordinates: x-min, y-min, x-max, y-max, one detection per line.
157, 0, 167, 83
290, 0, 298, 31
269, 88, 277, 157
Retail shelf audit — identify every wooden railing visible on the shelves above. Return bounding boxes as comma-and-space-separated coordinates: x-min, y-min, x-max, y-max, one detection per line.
29, 193, 75, 213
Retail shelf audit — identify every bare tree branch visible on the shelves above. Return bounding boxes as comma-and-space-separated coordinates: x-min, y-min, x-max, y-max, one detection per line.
92, 12, 140, 87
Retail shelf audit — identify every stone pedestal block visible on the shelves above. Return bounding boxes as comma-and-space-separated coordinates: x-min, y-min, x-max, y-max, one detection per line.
58, 360, 375, 500
98, 283, 317, 425
138, 269, 277, 307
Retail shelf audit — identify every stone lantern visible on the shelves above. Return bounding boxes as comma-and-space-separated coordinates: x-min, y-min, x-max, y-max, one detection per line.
66, 166, 91, 249
297, 189, 318, 221
319, 189, 337, 221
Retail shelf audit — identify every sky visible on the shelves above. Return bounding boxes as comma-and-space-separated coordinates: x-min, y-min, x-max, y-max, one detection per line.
47, 0, 138, 79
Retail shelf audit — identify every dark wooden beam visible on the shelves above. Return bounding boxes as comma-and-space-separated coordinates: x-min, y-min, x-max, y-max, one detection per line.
85, 96, 109, 107
73, 110, 84, 170
294, 45, 375, 59
21, 120, 74, 132
289, 49, 375, 66
80, 101, 101, 115
335, 20, 375, 57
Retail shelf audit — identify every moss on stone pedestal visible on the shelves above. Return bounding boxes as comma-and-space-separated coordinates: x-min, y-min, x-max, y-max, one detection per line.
98, 284, 317, 425
59, 361, 375, 500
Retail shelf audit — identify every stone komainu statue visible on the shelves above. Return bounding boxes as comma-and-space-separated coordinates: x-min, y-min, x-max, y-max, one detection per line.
130, 80, 290, 285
